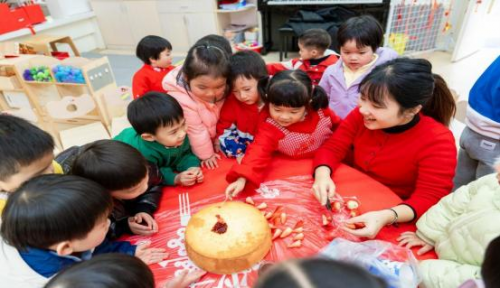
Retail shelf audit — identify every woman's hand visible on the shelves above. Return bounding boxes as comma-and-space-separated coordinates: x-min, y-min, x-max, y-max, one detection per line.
397, 232, 434, 255
201, 154, 221, 169
225, 177, 247, 199
312, 166, 335, 205
342, 210, 395, 239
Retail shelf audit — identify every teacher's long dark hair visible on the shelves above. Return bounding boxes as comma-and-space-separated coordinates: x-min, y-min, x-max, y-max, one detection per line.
359, 58, 456, 126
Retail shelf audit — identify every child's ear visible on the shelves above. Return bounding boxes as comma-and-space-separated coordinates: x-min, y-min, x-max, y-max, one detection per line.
54, 241, 74, 256
149, 57, 157, 65
141, 133, 156, 142
311, 49, 319, 57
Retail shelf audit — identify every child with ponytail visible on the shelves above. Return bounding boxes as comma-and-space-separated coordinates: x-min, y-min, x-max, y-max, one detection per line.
312, 58, 457, 239
225, 70, 341, 198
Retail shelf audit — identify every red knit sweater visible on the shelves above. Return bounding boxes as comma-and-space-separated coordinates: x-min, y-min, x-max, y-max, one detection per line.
216, 94, 264, 139
132, 64, 175, 99
227, 108, 341, 187
313, 108, 457, 219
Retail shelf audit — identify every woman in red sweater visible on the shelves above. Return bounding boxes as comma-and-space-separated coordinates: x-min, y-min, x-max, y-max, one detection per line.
312, 58, 457, 238
226, 70, 341, 198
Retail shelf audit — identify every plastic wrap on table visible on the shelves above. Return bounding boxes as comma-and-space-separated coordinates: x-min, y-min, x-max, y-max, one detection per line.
320, 238, 421, 288
124, 176, 361, 288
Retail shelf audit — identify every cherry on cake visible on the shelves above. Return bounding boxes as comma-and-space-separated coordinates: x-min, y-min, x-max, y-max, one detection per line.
185, 201, 272, 274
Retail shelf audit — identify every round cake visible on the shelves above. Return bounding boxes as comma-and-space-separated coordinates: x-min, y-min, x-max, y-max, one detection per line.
185, 201, 272, 274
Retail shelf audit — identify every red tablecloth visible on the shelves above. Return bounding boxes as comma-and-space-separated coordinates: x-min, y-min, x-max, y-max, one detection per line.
124, 157, 437, 287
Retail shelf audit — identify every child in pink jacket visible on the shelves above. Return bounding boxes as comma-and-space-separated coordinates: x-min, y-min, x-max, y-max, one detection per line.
163, 43, 230, 169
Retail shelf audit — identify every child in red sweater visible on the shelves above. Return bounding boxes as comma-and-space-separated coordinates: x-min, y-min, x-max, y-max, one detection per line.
216, 50, 268, 159
312, 58, 457, 239
132, 35, 175, 99
225, 70, 341, 198
266, 29, 338, 85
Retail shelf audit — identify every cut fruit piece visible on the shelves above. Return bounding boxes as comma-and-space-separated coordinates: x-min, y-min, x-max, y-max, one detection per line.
325, 232, 336, 241
332, 201, 342, 212
350, 210, 358, 218
293, 220, 304, 229
321, 214, 332, 226
280, 227, 293, 238
346, 200, 359, 210
264, 212, 273, 219
256, 203, 268, 210
287, 240, 302, 248
293, 233, 304, 241
272, 228, 283, 240
344, 223, 356, 230
293, 227, 304, 233
280, 213, 287, 225
245, 197, 255, 205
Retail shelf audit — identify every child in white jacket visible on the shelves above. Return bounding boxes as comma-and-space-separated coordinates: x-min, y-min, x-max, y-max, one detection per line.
398, 157, 500, 288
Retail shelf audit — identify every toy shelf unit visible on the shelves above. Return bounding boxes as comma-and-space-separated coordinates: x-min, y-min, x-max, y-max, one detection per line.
216, 0, 262, 51
385, 0, 451, 55
0, 55, 43, 124
3, 55, 123, 149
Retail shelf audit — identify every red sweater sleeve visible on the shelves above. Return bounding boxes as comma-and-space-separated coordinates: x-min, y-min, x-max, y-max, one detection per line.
313, 108, 362, 174
266, 63, 288, 76
132, 68, 150, 99
402, 130, 457, 218
226, 122, 282, 186
216, 95, 238, 137
323, 108, 342, 131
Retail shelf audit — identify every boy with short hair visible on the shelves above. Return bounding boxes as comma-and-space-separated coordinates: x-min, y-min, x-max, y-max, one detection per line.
216, 50, 268, 158
114, 92, 203, 186
0, 114, 62, 211
56, 140, 163, 239
0, 174, 167, 288
132, 35, 175, 99
267, 28, 338, 85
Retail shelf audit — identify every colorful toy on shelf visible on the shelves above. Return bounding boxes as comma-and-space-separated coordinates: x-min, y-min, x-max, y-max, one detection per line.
52, 65, 85, 84
23, 66, 53, 82
234, 40, 262, 54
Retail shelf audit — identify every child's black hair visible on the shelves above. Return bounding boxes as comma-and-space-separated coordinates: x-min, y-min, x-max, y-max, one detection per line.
136, 35, 172, 65
299, 28, 332, 53
229, 50, 268, 84
127, 92, 184, 135
254, 258, 387, 288
337, 15, 384, 52
0, 114, 54, 182
195, 34, 232, 58
0, 174, 113, 251
258, 70, 328, 110
71, 140, 148, 191
44, 254, 154, 288
360, 57, 456, 126
482, 235, 500, 288
178, 43, 230, 93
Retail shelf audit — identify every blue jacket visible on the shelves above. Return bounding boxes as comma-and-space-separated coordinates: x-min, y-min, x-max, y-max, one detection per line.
466, 56, 500, 139
19, 239, 136, 278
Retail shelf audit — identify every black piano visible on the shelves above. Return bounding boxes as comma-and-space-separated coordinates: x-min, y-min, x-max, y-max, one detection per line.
257, 0, 390, 54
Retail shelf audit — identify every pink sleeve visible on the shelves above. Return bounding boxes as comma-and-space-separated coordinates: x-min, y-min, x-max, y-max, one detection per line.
183, 104, 216, 160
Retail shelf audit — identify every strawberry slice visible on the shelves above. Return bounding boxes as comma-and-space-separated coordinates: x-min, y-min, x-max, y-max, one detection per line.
256, 202, 268, 210
245, 197, 255, 205
287, 240, 302, 248
346, 200, 359, 210
293, 233, 304, 241
280, 213, 287, 225
272, 228, 283, 240
280, 227, 293, 238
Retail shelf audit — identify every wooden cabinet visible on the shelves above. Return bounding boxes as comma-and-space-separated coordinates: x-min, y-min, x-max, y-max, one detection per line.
90, 0, 162, 49
157, 0, 218, 53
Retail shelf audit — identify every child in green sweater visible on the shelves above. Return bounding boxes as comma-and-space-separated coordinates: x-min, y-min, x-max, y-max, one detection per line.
114, 92, 203, 186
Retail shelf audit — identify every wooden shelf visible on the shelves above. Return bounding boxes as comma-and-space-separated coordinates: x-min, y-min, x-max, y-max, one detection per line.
0, 88, 25, 92
24, 81, 55, 85
55, 82, 87, 86
216, 4, 256, 13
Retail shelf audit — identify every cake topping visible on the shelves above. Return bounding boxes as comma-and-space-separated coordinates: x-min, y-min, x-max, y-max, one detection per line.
211, 214, 228, 234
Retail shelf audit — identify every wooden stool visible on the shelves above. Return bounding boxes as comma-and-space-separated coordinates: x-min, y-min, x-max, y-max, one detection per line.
278, 27, 296, 61
23, 35, 80, 57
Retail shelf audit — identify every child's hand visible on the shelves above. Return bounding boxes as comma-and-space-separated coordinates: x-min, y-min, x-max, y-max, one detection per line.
135, 241, 168, 264
225, 177, 247, 199
397, 231, 434, 255
175, 170, 198, 186
201, 154, 221, 170
162, 269, 207, 288
128, 212, 158, 236
213, 140, 222, 154
187, 167, 204, 183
